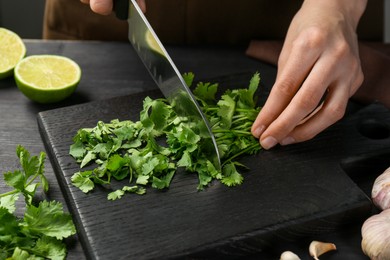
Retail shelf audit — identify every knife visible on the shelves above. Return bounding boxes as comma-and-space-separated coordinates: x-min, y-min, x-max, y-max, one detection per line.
114, 0, 221, 170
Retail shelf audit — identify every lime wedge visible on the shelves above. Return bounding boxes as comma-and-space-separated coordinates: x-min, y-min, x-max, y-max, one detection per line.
0, 27, 26, 79
14, 55, 81, 104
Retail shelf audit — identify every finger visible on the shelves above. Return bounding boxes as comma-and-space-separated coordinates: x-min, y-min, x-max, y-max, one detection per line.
259, 84, 328, 149
136, 0, 147, 13
258, 54, 337, 149
90, 0, 113, 15
251, 44, 320, 138
280, 83, 350, 145
245, 40, 283, 65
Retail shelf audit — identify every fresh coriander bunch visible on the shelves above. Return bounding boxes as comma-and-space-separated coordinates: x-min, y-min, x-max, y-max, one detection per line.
188, 72, 262, 187
0, 145, 76, 259
69, 73, 262, 200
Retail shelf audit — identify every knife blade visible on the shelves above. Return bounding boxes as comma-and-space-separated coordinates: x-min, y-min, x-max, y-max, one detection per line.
114, 0, 221, 170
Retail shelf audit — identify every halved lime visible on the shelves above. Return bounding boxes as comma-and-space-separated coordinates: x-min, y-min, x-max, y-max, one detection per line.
0, 27, 26, 79
14, 55, 81, 104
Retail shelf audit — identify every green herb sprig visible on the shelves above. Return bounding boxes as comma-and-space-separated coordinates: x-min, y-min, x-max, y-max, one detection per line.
69, 73, 262, 200
0, 145, 76, 259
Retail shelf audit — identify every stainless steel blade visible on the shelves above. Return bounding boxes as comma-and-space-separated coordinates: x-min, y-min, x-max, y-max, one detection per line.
118, 0, 221, 170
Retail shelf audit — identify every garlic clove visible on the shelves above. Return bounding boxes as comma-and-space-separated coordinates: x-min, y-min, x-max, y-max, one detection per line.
361, 209, 390, 260
280, 251, 301, 260
309, 240, 337, 260
372, 166, 390, 210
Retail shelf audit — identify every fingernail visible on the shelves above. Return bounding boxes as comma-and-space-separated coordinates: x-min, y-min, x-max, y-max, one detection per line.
261, 136, 278, 150
253, 125, 265, 138
281, 136, 295, 146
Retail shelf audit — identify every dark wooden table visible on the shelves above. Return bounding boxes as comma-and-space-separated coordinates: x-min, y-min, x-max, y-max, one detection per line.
0, 40, 373, 259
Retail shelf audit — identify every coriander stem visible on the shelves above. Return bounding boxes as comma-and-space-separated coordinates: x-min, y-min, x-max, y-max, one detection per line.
231, 117, 248, 124
213, 129, 253, 135
222, 143, 260, 166
0, 189, 19, 198
235, 108, 257, 112
25, 172, 39, 188
204, 107, 218, 112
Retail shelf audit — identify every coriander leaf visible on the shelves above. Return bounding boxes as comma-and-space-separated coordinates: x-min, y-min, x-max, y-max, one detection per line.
152, 170, 175, 189
167, 124, 200, 156
122, 185, 146, 195
4, 146, 48, 203
141, 156, 160, 176
0, 193, 19, 213
221, 163, 244, 187
248, 72, 260, 97
193, 82, 218, 106
197, 163, 213, 190
144, 136, 171, 157
0, 207, 20, 239
128, 150, 144, 172
112, 168, 130, 181
183, 72, 194, 87
217, 94, 236, 129
107, 154, 127, 172
197, 170, 212, 191
140, 97, 154, 132
39, 174, 49, 194
16, 145, 38, 179
176, 151, 192, 168
235, 72, 260, 109
206, 160, 221, 179
10, 247, 32, 260
71, 171, 95, 193
112, 121, 136, 140
4, 170, 25, 192
92, 143, 112, 160
140, 98, 171, 133
108, 190, 125, 200
69, 140, 86, 159
24, 183, 39, 205
80, 150, 96, 168
33, 236, 67, 260
140, 98, 171, 132
136, 175, 149, 185
121, 139, 142, 149
153, 154, 173, 173
110, 137, 123, 154
22, 201, 76, 240
37, 152, 46, 176
150, 100, 171, 132
72, 128, 93, 144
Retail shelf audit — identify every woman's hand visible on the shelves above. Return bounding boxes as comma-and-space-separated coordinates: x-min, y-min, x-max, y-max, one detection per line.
80, 0, 146, 15
251, 0, 367, 150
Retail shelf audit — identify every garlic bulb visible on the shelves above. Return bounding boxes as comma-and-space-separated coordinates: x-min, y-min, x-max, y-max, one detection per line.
280, 251, 301, 260
309, 241, 337, 260
372, 166, 390, 210
361, 209, 390, 259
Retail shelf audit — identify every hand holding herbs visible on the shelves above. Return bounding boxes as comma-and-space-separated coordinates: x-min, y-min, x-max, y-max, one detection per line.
69, 73, 262, 200
0, 145, 76, 260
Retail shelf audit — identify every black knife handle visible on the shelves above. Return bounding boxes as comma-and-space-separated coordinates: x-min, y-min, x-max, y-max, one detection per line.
114, 0, 129, 20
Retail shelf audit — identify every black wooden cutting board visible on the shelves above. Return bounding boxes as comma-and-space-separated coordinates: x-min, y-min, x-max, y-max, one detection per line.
37, 75, 390, 259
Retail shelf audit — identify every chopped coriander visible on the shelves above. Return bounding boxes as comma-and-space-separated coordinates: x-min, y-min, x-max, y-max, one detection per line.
70, 73, 262, 200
